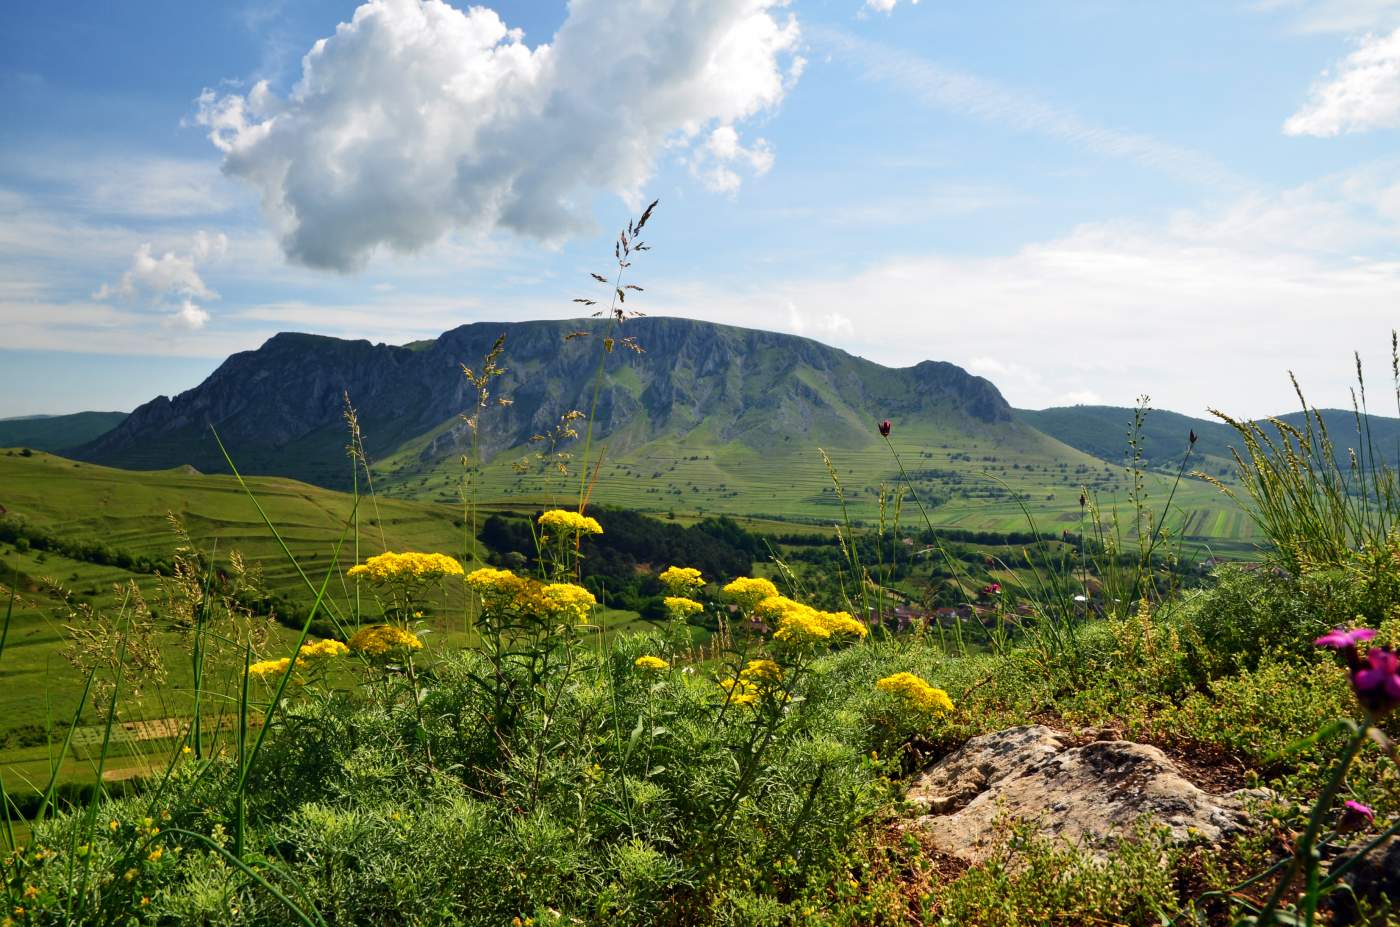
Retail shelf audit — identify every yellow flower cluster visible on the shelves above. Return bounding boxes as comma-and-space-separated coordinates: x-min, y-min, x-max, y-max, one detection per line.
538, 509, 603, 537
467, 567, 527, 603
301, 639, 350, 659
722, 576, 780, 610
467, 567, 595, 623
876, 672, 954, 714
248, 658, 292, 679
755, 595, 869, 645
248, 638, 349, 679
540, 583, 597, 623
718, 659, 785, 706
658, 565, 704, 595
664, 596, 704, 620
348, 624, 424, 657
634, 655, 669, 671
347, 551, 464, 584
741, 659, 783, 684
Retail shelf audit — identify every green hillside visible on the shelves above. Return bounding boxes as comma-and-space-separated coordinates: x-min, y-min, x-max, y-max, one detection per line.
0, 450, 480, 794
0, 411, 127, 452
1021, 404, 1400, 475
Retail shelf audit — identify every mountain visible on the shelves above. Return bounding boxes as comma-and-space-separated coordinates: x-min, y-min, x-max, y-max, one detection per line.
0, 411, 128, 452
72, 316, 1268, 543
74, 317, 1160, 526
1020, 404, 1400, 474
76, 316, 1016, 481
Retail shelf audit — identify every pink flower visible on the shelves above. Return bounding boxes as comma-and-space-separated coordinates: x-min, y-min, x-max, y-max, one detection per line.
1315, 628, 1377, 650
1352, 646, 1400, 717
1338, 800, 1375, 834
878, 420, 892, 438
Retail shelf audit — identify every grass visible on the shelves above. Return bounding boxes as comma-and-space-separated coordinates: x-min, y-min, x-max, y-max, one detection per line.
0, 451, 656, 800
376, 421, 1256, 556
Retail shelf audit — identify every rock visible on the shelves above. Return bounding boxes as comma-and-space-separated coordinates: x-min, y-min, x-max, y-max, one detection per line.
906, 725, 1256, 864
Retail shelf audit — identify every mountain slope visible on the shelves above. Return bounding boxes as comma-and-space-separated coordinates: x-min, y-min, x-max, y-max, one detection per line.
0, 411, 128, 452
72, 317, 1243, 536
76, 316, 1015, 483
1020, 405, 1400, 474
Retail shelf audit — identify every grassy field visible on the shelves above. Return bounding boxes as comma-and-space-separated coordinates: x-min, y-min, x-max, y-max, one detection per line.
376, 421, 1260, 558
0, 450, 488, 797
0, 435, 1257, 801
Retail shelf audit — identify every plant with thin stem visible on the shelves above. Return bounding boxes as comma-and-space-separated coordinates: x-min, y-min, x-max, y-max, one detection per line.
567, 199, 656, 516
1185, 626, 1400, 925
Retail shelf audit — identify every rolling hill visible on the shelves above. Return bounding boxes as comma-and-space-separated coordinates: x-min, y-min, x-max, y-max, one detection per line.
0, 411, 128, 452
1020, 404, 1400, 475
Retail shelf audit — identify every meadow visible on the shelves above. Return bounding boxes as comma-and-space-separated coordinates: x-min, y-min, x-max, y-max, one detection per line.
3, 212, 1399, 925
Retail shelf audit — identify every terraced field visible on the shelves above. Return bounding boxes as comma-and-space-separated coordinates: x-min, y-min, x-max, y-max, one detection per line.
377, 422, 1259, 558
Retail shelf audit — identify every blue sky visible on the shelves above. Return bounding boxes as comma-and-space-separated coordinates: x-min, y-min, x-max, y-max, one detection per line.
4, 0, 1400, 419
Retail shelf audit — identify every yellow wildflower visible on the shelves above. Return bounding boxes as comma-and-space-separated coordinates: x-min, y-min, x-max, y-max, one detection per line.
741, 659, 783, 685
663, 596, 704, 620
300, 639, 350, 660
875, 672, 954, 714
820, 610, 869, 639
249, 638, 348, 679
540, 583, 597, 623
537, 509, 603, 538
718, 676, 759, 706
634, 655, 669, 671
757, 595, 869, 645
658, 566, 704, 595
146, 847, 163, 862
248, 657, 291, 679
348, 624, 424, 658
347, 551, 464, 584
722, 576, 780, 610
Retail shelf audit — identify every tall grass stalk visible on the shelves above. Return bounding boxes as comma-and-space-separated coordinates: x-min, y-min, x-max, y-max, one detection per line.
1204, 339, 1400, 575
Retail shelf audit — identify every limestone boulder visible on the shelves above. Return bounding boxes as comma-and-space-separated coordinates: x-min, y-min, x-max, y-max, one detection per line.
907, 725, 1260, 863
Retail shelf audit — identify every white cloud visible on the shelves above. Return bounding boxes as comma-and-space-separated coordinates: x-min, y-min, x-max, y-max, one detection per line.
658, 170, 1400, 417
864, 0, 918, 12
1054, 389, 1103, 406
169, 300, 212, 331
785, 302, 854, 338
1285, 26, 1400, 135
196, 0, 801, 271
693, 125, 776, 192
0, 153, 239, 219
95, 231, 228, 330
1257, 0, 1400, 34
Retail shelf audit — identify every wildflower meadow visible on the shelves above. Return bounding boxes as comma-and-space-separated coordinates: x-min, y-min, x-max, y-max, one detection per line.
3, 205, 1400, 926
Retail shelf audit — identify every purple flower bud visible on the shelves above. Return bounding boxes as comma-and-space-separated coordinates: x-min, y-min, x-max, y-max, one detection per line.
1338, 800, 1375, 835
878, 420, 892, 438
1352, 646, 1400, 717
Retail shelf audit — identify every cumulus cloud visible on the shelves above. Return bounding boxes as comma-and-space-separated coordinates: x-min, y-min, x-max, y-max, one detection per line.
1285, 27, 1400, 136
693, 125, 776, 192
94, 231, 227, 330
196, 0, 802, 271
786, 301, 854, 338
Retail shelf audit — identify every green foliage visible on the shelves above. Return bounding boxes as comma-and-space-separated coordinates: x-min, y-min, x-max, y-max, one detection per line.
934, 822, 1183, 927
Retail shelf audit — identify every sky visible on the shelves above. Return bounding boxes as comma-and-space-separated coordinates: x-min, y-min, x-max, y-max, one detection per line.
4, 0, 1400, 420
